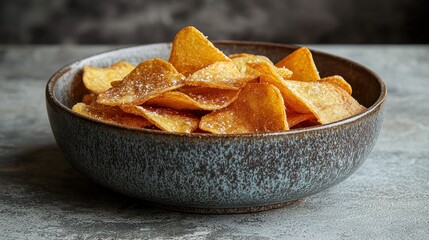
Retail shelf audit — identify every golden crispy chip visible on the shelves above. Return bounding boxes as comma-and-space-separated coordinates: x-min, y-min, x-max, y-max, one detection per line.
230, 53, 292, 80
169, 26, 230, 76
200, 83, 289, 134
231, 54, 271, 80
230, 54, 270, 78
319, 75, 352, 95
72, 103, 151, 128
145, 87, 241, 110
185, 61, 253, 90
228, 53, 259, 59
97, 58, 185, 106
229, 53, 272, 63
248, 61, 311, 113
83, 61, 135, 94
275, 47, 320, 81
77, 26, 368, 134
286, 110, 316, 128
283, 80, 366, 124
120, 105, 199, 133
276, 67, 293, 79
292, 119, 320, 129
81, 93, 98, 105
110, 80, 122, 87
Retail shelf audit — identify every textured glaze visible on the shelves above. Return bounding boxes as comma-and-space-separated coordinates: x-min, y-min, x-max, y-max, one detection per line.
46, 42, 386, 212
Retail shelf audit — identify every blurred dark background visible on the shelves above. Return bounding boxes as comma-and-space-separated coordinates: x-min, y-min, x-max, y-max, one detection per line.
1, 0, 428, 44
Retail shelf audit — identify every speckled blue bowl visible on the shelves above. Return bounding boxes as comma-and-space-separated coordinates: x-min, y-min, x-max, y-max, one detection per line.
46, 42, 386, 213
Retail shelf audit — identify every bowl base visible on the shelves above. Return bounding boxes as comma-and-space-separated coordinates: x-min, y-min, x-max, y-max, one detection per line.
146, 200, 300, 214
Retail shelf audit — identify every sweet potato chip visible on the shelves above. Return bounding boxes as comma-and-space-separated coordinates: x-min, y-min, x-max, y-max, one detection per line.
199, 83, 288, 134
72, 103, 151, 128
283, 80, 366, 124
185, 61, 253, 90
275, 47, 320, 81
97, 58, 185, 106
286, 110, 316, 128
145, 87, 240, 110
169, 26, 230, 76
248, 61, 311, 113
83, 61, 135, 94
319, 75, 352, 95
120, 105, 199, 133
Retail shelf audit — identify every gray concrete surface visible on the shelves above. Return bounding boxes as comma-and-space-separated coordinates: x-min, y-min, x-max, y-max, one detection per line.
0, 45, 428, 239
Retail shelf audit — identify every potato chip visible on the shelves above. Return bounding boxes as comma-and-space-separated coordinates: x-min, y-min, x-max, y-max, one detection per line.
120, 105, 199, 133
230, 53, 292, 80
283, 80, 366, 124
169, 26, 230, 76
97, 58, 185, 106
248, 61, 311, 113
228, 53, 258, 59
286, 110, 316, 128
72, 103, 151, 128
276, 67, 293, 79
319, 75, 352, 95
229, 53, 272, 62
185, 61, 253, 90
275, 47, 320, 81
199, 83, 288, 134
145, 87, 240, 110
83, 61, 135, 94
110, 80, 122, 87
81, 93, 98, 105
230, 54, 270, 79
292, 119, 320, 129
74, 26, 367, 134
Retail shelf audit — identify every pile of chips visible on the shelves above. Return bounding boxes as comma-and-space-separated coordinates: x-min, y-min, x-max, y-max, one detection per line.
72, 26, 365, 134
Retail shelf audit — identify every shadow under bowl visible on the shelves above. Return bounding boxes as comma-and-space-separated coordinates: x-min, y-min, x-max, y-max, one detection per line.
46, 41, 386, 213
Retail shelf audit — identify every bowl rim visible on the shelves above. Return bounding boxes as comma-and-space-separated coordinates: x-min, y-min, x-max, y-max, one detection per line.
46, 41, 387, 138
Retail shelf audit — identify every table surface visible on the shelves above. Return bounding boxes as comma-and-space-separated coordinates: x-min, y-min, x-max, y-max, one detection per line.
0, 45, 428, 240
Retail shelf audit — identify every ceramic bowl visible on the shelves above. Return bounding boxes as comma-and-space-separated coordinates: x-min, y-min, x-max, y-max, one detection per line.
46, 41, 386, 213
